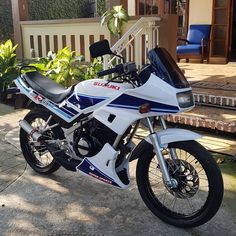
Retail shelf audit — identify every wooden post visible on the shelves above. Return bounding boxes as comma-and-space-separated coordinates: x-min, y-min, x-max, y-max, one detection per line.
11, 0, 28, 58
158, 14, 178, 60
157, 0, 165, 17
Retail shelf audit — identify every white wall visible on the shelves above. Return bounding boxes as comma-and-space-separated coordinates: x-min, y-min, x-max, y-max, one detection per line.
128, 0, 136, 16
21, 20, 110, 60
189, 0, 213, 25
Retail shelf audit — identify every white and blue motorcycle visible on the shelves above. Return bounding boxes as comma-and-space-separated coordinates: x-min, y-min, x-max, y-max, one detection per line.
15, 40, 223, 228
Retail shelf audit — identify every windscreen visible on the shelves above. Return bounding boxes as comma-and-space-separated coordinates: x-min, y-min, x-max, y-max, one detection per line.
148, 47, 190, 88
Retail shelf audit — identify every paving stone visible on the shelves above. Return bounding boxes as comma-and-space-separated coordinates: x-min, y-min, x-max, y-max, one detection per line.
0, 105, 27, 193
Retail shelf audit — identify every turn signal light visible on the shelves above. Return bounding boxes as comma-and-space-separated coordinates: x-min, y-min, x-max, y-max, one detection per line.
139, 103, 150, 114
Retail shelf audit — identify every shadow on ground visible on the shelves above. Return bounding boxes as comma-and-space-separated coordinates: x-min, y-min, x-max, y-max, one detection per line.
0, 141, 236, 236
0, 105, 236, 235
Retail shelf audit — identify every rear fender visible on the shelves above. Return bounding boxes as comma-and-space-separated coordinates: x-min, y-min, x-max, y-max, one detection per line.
129, 128, 201, 162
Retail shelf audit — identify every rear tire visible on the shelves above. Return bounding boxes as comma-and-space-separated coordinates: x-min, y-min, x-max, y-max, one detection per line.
20, 108, 62, 174
136, 140, 224, 228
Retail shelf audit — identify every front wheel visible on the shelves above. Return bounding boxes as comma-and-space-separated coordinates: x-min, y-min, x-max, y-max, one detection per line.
136, 140, 224, 228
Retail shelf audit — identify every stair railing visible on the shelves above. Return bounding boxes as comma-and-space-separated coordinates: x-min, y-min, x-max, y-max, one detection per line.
104, 16, 161, 71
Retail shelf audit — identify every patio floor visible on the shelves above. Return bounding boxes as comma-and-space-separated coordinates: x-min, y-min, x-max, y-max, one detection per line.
178, 62, 236, 98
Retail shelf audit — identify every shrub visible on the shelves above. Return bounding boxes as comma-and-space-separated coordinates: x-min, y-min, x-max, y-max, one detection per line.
84, 57, 103, 80
30, 50, 104, 86
30, 47, 85, 87
28, 0, 93, 20
97, 0, 107, 16
0, 40, 18, 93
0, 0, 13, 42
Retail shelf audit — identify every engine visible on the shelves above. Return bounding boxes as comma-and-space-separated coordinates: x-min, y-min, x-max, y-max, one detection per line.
73, 119, 117, 158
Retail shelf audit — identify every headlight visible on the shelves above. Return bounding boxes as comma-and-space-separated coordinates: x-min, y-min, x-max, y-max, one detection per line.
177, 91, 194, 108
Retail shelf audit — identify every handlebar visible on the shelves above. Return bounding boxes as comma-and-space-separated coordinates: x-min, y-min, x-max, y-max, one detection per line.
97, 62, 137, 77
97, 64, 124, 77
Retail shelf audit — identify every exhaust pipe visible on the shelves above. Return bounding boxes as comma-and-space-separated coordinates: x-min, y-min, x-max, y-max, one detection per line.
19, 120, 42, 141
20, 119, 81, 171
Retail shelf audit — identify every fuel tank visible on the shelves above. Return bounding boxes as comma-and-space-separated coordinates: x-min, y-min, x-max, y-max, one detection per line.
67, 78, 133, 110
75, 78, 133, 97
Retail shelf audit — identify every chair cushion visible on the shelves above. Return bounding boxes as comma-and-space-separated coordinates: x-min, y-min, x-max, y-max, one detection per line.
187, 25, 211, 44
177, 44, 201, 55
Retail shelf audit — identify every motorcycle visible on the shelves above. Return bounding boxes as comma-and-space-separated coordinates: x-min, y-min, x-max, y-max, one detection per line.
15, 40, 223, 228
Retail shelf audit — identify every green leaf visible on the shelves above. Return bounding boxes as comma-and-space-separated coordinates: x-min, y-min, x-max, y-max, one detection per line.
107, 18, 118, 36
100, 5, 129, 38
0, 40, 18, 90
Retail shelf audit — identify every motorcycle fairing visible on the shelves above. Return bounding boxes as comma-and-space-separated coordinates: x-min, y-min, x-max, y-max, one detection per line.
94, 74, 193, 135
77, 143, 130, 189
15, 77, 80, 120
68, 93, 109, 109
16, 72, 193, 136
107, 94, 179, 113
16, 76, 111, 122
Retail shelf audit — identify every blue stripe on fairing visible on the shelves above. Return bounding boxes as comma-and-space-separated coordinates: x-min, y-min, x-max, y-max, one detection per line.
47, 103, 72, 119
68, 94, 109, 110
16, 77, 30, 92
33, 90, 77, 118
78, 93, 109, 100
61, 104, 78, 116
108, 94, 179, 113
78, 158, 120, 188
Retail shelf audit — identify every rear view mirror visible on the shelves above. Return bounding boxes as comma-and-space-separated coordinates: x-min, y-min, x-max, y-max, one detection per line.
89, 40, 113, 58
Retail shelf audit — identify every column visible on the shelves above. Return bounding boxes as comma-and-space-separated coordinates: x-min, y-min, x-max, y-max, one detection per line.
11, 0, 28, 58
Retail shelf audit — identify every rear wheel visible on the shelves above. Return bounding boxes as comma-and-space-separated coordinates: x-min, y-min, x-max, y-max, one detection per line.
136, 140, 224, 228
20, 108, 62, 174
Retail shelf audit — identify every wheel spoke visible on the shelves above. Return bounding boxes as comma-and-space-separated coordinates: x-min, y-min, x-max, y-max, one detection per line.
146, 146, 211, 217
26, 117, 56, 168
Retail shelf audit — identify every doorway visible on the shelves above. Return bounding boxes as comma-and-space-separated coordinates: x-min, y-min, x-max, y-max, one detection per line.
230, 0, 236, 60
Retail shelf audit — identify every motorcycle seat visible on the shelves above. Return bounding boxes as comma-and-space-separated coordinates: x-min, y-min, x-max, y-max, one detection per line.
23, 71, 73, 104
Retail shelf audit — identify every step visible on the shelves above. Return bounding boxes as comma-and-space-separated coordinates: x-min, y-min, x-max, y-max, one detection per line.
164, 105, 236, 133
192, 88, 236, 109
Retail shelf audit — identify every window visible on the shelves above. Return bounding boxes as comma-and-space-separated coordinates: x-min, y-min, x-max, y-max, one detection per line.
136, 0, 158, 15
176, 0, 189, 37
135, 0, 183, 16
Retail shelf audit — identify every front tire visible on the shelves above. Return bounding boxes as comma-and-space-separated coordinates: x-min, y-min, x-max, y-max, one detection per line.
136, 140, 224, 228
20, 108, 62, 174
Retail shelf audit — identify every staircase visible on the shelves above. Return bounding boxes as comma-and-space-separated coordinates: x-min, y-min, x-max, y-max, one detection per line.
103, 19, 236, 134
104, 17, 161, 70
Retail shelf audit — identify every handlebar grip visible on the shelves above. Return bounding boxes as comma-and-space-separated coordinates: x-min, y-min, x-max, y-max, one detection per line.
97, 64, 124, 77
97, 67, 119, 77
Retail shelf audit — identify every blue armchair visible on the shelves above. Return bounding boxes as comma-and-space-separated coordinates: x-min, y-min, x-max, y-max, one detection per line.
177, 25, 211, 63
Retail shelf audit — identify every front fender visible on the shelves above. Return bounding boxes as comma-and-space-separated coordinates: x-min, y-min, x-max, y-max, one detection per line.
129, 128, 201, 162
145, 128, 201, 147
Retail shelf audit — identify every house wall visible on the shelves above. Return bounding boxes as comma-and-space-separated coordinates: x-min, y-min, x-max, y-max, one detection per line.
128, 0, 136, 16
189, 0, 213, 25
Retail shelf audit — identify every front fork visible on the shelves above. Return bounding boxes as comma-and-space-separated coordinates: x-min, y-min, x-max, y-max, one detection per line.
146, 117, 178, 189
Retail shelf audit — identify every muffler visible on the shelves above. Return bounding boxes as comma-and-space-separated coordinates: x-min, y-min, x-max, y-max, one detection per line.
19, 120, 43, 141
